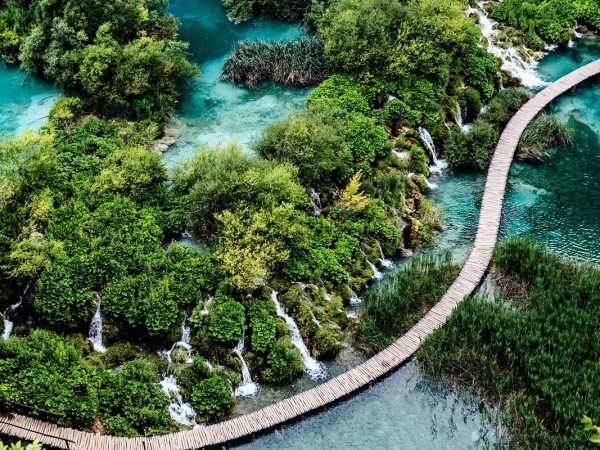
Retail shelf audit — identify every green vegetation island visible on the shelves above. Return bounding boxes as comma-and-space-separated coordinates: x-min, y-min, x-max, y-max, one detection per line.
0, 0, 598, 447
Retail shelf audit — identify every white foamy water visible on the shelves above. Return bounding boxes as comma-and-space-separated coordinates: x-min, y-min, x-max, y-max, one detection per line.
159, 312, 199, 427
159, 375, 198, 427
88, 293, 107, 353
377, 242, 395, 268
270, 290, 326, 380
456, 103, 472, 133
349, 289, 362, 306
367, 261, 384, 281
309, 188, 323, 217
418, 127, 448, 175
467, 2, 548, 89
201, 296, 213, 316
2, 283, 30, 341
233, 328, 260, 398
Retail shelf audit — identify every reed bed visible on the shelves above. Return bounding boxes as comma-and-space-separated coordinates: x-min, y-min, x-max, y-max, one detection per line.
223, 37, 328, 89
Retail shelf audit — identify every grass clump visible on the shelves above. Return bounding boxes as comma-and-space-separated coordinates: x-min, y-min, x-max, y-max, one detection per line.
355, 252, 460, 352
418, 239, 600, 448
518, 113, 572, 162
223, 37, 328, 89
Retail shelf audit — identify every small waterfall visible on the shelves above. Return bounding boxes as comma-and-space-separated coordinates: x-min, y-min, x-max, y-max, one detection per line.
466, 2, 548, 88
270, 291, 326, 380
418, 127, 447, 174
349, 289, 362, 306
159, 312, 198, 427
367, 261, 384, 281
181, 230, 193, 239
88, 293, 107, 353
159, 375, 198, 427
309, 188, 323, 217
310, 311, 321, 326
2, 283, 30, 341
162, 312, 193, 364
346, 312, 358, 319
201, 296, 213, 316
376, 242, 395, 269
233, 328, 259, 398
324, 292, 332, 302
455, 103, 471, 133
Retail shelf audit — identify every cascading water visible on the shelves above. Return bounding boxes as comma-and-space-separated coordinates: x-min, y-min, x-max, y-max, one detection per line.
201, 296, 213, 316
455, 103, 471, 133
349, 289, 362, 306
158, 312, 198, 427
233, 328, 260, 398
270, 290, 326, 379
88, 293, 107, 353
466, 2, 548, 88
376, 242, 395, 269
1, 283, 30, 341
367, 261, 384, 281
309, 188, 323, 217
418, 127, 447, 174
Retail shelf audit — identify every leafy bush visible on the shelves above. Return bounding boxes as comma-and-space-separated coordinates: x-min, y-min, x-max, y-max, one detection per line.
207, 299, 245, 343
444, 121, 499, 169
248, 299, 277, 353
263, 338, 304, 383
222, 0, 312, 23
190, 374, 234, 420
306, 75, 372, 115
518, 113, 572, 162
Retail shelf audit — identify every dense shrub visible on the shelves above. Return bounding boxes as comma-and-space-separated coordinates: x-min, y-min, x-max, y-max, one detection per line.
190, 374, 234, 420
222, 0, 313, 23
418, 239, 600, 448
517, 113, 572, 161
444, 121, 499, 169
263, 338, 304, 383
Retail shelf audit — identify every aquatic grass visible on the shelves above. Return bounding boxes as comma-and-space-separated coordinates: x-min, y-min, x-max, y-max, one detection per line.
355, 252, 460, 353
222, 37, 328, 89
517, 112, 572, 162
418, 239, 600, 448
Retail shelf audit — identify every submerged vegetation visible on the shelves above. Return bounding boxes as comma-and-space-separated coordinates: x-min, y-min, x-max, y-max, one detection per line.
418, 239, 600, 448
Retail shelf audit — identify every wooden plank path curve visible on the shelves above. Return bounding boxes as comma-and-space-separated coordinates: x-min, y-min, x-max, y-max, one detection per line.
2, 59, 599, 450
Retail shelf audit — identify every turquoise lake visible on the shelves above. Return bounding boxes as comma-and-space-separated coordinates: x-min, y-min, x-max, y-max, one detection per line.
0, 62, 59, 135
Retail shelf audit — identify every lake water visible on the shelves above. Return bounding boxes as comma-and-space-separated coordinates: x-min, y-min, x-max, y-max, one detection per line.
0, 62, 59, 135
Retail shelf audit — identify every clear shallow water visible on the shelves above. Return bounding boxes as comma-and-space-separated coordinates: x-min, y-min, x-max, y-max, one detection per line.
162, 0, 311, 168
235, 363, 497, 450
0, 63, 60, 135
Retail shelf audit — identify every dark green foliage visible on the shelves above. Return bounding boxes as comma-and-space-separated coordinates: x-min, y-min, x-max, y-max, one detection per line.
207, 299, 245, 343
356, 252, 460, 352
480, 87, 532, 130
518, 113, 572, 161
418, 239, 600, 448
99, 359, 170, 436
491, 0, 600, 44
223, 37, 328, 88
263, 338, 304, 383
248, 299, 277, 353
190, 374, 234, 420
306, 75, 372, 115
444, 121, 499, 169
0, 0, 197, 122
222, 0, 313, 23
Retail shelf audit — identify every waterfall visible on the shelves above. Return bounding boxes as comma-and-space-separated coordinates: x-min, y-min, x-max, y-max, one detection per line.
349, 289, 362, 306
201, 296, 213, 316
233, 328, 259, 398
466, 2, 548, 88
1, 283, 30, 341
309, 188, 323, 217
162, 312, 193, 364
418, 127, 447, 174
181, 230, 193, 239
455, 103, 471, 133
346, 312, 358, 319
88, 293, 107, 353
310, 311, 321, 326
159, 312, 198, 427
270, 291, 326, 380
376, 242, 395, 269
159, 375, 198, 427
324, 292, 332, 302
367, 260, 383, 281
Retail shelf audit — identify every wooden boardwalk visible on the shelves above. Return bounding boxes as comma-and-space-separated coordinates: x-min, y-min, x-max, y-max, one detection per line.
2, 60, 599, 450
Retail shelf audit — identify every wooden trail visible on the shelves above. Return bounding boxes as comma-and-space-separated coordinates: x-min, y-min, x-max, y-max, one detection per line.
2, 60, 599, 450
